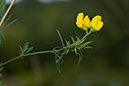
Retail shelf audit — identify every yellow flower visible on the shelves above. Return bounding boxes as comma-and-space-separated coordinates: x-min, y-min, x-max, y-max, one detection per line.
91, 15, 104, 31
76, 13, 91, 30
76, 13, 104, 32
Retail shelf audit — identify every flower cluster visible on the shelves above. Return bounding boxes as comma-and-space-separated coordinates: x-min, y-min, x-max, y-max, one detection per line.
76, 12, 104, 32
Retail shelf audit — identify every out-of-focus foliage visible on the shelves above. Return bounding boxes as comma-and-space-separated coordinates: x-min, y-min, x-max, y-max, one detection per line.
0, 0, 5, 21
0, 0, 129, 86
0, 0, 6, 42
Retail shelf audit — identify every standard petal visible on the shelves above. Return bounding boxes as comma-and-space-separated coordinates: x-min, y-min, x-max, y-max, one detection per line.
76, 13, 84, 28
91, 15, 102, 26
76, 13, 84, 23
92, 15, 102, 21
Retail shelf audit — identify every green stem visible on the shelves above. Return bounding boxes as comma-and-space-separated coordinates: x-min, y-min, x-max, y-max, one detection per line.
0, 50, 53, 67
81, 30, 91, 41
0, 30, 92, 67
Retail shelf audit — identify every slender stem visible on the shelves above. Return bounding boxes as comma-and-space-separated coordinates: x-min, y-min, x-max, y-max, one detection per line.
0, 30, 92, 67
23, 50, 53, 56
81, 30, 91, 41
0, 0, 16, 27
0, 50, 53, 67
0, 47, 69, 67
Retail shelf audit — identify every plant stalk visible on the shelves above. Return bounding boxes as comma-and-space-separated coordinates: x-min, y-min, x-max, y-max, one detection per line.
0, 31, 91, 67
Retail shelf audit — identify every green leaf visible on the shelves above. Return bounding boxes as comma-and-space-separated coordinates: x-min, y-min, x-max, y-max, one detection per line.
19, 45, 23, 54
77, 49, 83, 65
56, 29, 65, 47
65, 40, 70, 46
56, 62, 61, 73
84, 46, 92, 49
76, 36, 85, 44
25, 47, 34, 54
1, 32, 6, 41
22, 42, 29, 52
0, 15, 12, 30
71, 36, 75, 43
3, 19, 18, 29
76, 36, 80, 41
79, 41, 92, 49
0, 0, 5, 43
0, 30, 6, 44
0, 15, 18, 30
56, 49, 66, 64
0, 0, 6, 21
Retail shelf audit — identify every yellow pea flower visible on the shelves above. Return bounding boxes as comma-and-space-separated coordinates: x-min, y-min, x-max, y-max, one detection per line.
76, 12, 104, 32
91, 15, 104, 31
76, 13, 91, 31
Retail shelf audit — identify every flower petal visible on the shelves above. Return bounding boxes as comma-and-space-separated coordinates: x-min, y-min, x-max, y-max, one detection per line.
97, 21, 103, 29
83, 15, 91, 28
91, 15, 102, 26
92, 21, 103, 31
92, 15, 102, 21
91, 15, 103, 31
76, 13, 84, 21
76, 13, 84, 28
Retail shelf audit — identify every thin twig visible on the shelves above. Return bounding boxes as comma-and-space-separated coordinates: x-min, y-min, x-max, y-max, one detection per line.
0, 0, 16, 27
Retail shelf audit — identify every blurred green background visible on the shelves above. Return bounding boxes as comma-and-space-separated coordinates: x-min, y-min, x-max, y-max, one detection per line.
0, 0, 129, 86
